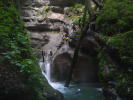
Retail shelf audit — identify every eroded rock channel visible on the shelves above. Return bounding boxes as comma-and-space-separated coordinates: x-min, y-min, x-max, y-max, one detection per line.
22, 0, 102, 100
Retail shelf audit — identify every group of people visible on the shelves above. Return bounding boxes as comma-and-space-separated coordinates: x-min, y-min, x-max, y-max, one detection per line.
41, 50, 53, 62
61, 15, 83, 42
41, 15, 83, 60
62, 33, 70, 41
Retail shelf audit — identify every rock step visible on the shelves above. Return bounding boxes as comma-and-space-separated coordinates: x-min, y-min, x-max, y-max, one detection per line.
23, 0, 50, 7
24, 17, 68, 32
22, 17, 65, 24
49, 0, 74, 7
50, 6, 64, 13
25, 23, 60, 32
21, 5, 64, 13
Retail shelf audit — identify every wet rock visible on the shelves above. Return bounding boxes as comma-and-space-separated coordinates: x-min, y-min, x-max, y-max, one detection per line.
52, 53, 72, 82
80, 36, 99, 56
73, 53, 99, 82
52, 51, 99, 83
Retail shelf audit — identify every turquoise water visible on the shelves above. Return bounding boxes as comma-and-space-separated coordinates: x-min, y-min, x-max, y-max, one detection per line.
49, 81, 103, 100
63, 84, 103, 100
39, 62, 102, 100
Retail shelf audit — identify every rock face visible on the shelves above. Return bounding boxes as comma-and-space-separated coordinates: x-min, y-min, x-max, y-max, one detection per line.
51, 50, 99, 83
49, 0, 74, 7
22, 0, 99, 86
80, 36, 99, 56
73, 53, 99, 82
50, 36, 99, 83
21, 0, 71, 55
21, 0, 68, 100
30, 32, 50, 49
24, 0, 50, 7
52, 53, 72, 81
50, 31, 99, 82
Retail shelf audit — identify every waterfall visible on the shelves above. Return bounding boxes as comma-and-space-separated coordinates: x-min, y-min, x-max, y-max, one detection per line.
44, 61, 51, 82
39, 53, 103, 100
39, 53, 52, 83
39, 54, 66, 93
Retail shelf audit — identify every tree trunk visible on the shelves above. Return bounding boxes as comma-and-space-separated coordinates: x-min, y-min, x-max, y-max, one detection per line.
64, 2, 89, 86
64, 0, 103, 87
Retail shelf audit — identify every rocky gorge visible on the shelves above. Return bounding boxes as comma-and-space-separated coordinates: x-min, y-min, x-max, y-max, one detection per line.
1, 0, 132, 100
21, 0, 102, 99
22, 0, 99, 84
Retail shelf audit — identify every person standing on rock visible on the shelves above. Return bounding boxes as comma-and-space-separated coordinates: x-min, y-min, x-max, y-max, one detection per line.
49, 50, 53, 56
48, 50, 53, 62
41, 51, 45, 62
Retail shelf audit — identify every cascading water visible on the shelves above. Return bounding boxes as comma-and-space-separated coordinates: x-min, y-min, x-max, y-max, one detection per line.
44, 61, 51, 82
39, 54, 67, 93
39, 53, 103, 100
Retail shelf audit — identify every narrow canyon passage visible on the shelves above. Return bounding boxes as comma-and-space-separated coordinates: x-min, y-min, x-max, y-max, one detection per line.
0, 0, 132, 100
21, 0, 103, 100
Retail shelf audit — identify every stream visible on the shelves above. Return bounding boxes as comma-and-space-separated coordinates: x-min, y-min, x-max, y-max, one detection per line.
39, 57, 103, 100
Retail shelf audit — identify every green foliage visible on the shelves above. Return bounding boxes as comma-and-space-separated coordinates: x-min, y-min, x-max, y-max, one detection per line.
36, 5, 50, 18
97, 49, 133, 100
115, 72, 133, 99
97, 49, 116, 82
0, 3, 51, 100
69, 0, 84, 4
96, 0, 133, 35
65, 3, 85, 20
107, 30, 133, 65
97, 1, 133, 99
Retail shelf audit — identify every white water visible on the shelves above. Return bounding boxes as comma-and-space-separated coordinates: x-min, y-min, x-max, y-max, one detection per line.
39, 59, 67, 93
44, 61, 51, 81
39, 55, 103, 100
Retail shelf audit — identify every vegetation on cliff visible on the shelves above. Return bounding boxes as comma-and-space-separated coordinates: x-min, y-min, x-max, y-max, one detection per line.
0, 1, 61, 100
65, 0, 133, 99
96, 0, 133, 99
0, 0, 133, 100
